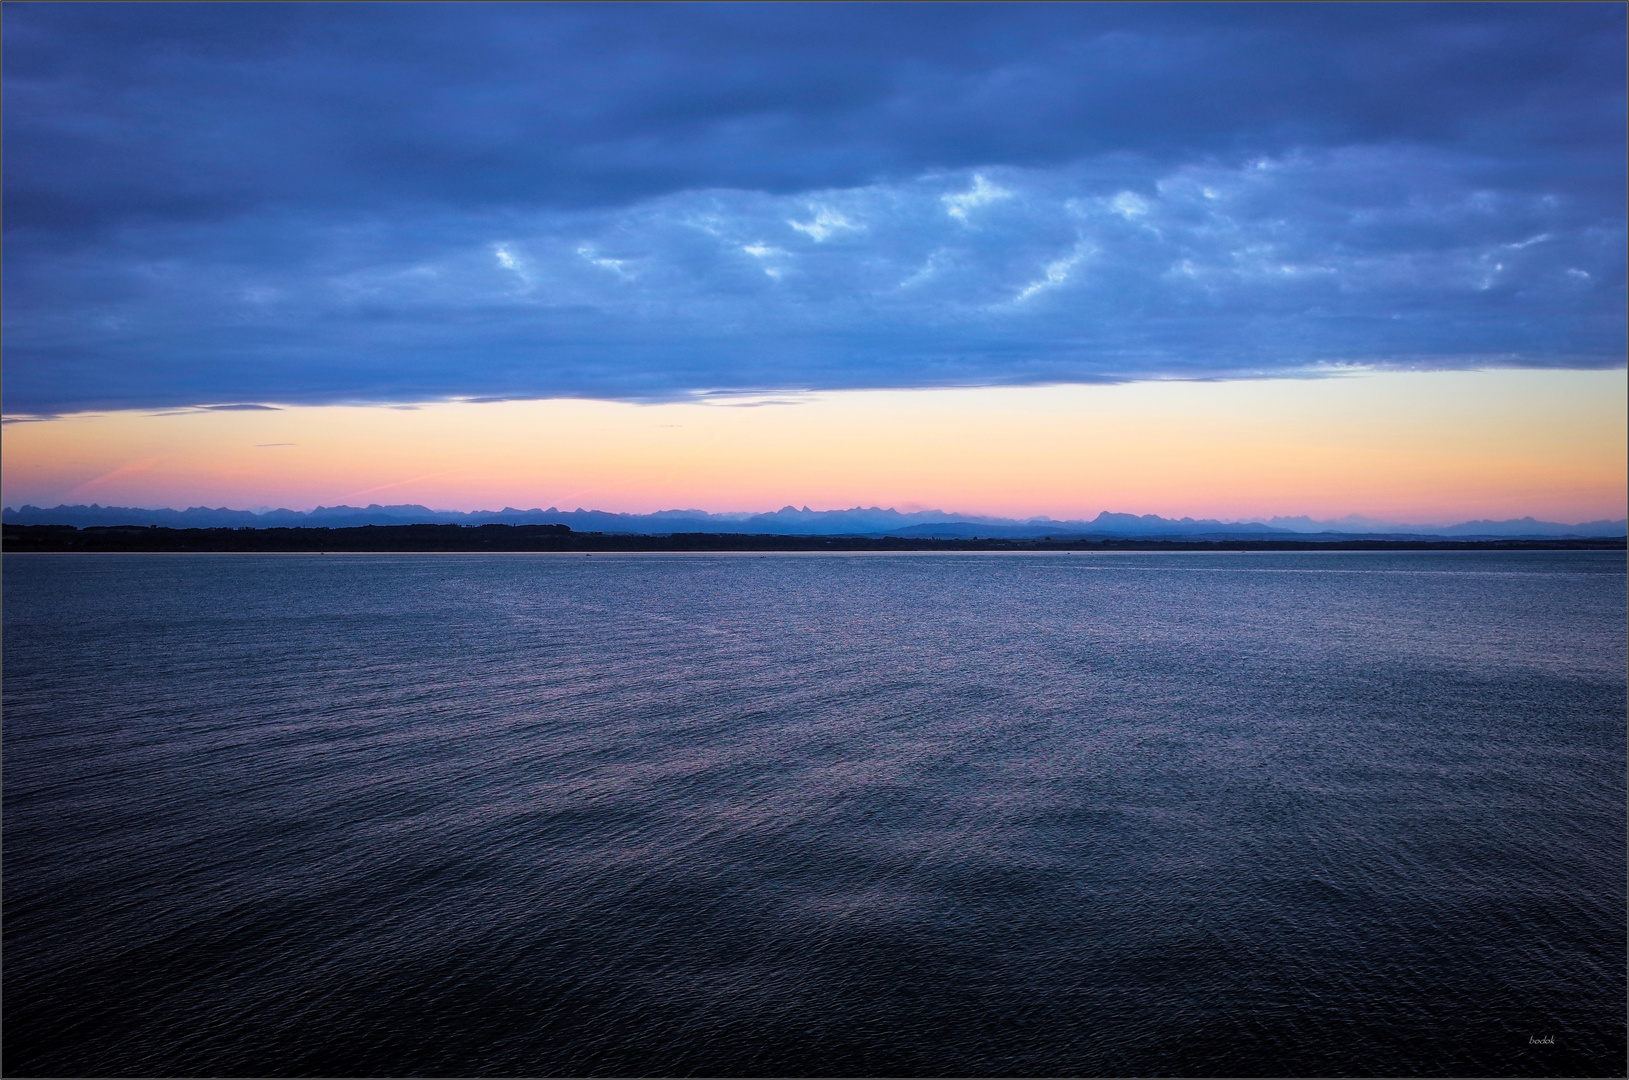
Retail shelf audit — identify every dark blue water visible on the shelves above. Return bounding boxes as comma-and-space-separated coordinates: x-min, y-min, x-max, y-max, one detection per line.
3, 551, 1623, 1077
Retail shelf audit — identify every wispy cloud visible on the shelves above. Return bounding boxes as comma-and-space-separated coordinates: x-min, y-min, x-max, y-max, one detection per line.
65, 457, 165, 499
348, 471, 461, 499
789, 206, 862, 242
942, 175, 1013, 222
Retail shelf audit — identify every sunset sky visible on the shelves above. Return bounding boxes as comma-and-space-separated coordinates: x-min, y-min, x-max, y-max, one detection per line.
4, 4, 1624, 522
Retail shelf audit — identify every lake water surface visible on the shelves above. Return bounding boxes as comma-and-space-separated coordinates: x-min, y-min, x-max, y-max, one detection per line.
3, 551, 1624, 1076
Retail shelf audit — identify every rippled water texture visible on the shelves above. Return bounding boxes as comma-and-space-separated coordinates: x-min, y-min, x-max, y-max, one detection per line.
4, 551, 1624, 1077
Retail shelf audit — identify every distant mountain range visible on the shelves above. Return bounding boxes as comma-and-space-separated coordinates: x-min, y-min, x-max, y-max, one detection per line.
5, 503, 1624, 540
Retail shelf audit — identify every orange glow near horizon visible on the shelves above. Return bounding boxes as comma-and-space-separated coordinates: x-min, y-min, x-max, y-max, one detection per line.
3, 368, 1625, 525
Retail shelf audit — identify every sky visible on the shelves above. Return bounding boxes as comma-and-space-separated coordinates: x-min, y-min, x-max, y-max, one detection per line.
3, 3, 1625, 520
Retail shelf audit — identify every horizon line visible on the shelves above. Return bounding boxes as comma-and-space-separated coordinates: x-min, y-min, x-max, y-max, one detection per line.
5, 501, 1625, 532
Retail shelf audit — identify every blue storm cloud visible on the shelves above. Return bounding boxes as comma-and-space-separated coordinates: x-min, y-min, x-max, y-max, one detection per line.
3, 2, 1624, 413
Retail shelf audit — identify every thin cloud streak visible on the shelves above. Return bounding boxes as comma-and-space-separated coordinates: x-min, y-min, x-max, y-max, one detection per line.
64, 456, 166, 500
348, 471, 463, 500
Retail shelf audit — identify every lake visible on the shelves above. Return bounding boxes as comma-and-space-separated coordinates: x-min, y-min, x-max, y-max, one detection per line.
3, 551, 1623, 1076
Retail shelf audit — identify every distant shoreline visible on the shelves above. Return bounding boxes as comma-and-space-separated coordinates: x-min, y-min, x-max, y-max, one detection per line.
4, 523, 1624, 554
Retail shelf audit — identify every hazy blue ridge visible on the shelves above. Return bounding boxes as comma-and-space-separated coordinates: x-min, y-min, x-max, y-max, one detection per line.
5, 503, 1624, 539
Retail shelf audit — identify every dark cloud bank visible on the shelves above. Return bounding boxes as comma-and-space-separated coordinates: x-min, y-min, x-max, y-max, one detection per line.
4, 3, 1624, 415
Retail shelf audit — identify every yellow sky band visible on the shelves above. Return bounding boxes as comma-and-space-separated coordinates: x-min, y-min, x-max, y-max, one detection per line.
4, 368, 1624, 524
